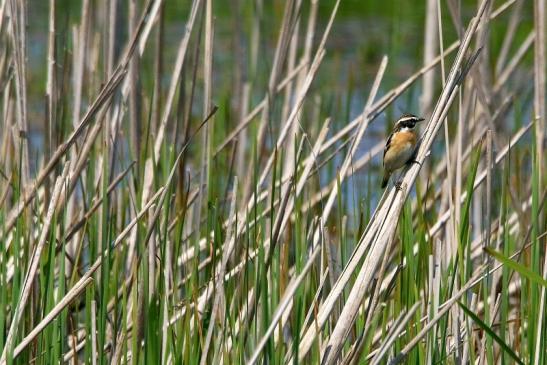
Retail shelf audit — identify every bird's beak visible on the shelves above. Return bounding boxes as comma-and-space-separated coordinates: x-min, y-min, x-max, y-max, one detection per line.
417, 117, 425, 122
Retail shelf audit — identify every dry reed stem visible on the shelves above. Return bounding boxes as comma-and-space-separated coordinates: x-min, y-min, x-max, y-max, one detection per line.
389, 265, 488, 364
248, 244, 322, 365
2, 0, 161, 238
370, 302, 422, 365
200, 178, 238, 365
0, 0, 541, 362
176, 42, 329, 275
178, 0, 520, 276
1, 163, 70, 364
428, 121, 533, 238
319, 2, 491, 362
6, 0, 30, 186
533, 0, 545, 184
91, 300, 98, 365
12, 277, 94, 358
152, 0, 202, 162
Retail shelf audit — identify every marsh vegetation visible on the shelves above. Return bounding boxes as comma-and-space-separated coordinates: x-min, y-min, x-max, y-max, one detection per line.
0, 0, 545, 364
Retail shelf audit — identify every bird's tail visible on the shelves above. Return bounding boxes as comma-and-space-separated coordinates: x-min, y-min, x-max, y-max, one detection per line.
381, 171, 390, 189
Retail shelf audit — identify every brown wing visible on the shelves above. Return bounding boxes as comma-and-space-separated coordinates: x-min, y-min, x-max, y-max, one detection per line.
383, 132, 394, 166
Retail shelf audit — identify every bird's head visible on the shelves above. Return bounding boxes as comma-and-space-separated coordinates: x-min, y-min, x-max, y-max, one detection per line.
394, 113, 425, 131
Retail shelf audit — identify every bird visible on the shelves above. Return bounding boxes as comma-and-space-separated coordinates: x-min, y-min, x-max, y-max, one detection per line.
381, 113, 425, 189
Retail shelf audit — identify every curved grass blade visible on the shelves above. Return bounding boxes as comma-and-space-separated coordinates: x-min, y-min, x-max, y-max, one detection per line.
458, 302, 524, 365
484, 247, 547, 288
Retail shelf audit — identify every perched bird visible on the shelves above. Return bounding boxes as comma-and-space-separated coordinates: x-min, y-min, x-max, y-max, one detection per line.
381, 113, 425, 188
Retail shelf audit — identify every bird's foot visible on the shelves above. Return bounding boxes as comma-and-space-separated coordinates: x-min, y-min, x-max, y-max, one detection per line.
407, 159, 422, 167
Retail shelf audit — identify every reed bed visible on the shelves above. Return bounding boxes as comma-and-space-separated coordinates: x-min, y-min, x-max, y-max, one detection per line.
0, 0, 545, 364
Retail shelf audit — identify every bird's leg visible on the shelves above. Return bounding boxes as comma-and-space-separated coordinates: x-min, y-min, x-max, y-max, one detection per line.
395, 181, 408, 192
394, 171, 405, 191
407, 148, 422, 167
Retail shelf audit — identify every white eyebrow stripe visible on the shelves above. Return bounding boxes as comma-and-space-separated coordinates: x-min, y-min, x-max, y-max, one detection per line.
398, 116, 417, 123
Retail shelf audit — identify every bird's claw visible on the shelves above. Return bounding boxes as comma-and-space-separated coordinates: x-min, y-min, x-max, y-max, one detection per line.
408, 159, 422, 167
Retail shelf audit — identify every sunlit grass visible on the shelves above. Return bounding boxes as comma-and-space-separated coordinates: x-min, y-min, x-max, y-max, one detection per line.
0, 0, 545, 364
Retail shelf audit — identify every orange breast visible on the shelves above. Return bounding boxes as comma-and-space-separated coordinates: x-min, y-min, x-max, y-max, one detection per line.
383, 131, 417, 172
391, 130, 417, 146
